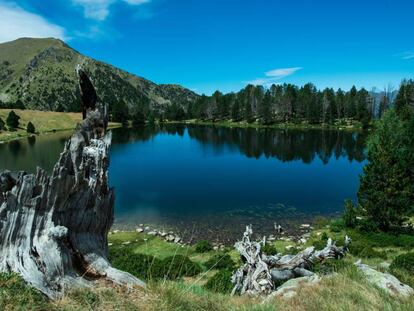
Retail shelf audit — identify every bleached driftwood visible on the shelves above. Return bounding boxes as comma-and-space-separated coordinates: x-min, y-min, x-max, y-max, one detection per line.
0, 68, 144, 299
231, 225, 273, 295
231, 225, 350, 296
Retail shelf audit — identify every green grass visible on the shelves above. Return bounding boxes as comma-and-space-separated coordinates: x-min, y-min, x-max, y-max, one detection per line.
0, 109, 120, 142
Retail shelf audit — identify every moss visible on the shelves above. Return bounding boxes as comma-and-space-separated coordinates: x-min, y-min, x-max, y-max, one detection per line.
204, 270, 234, 294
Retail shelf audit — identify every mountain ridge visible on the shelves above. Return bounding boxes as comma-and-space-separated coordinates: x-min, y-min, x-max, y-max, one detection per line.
0, 37, 199, 114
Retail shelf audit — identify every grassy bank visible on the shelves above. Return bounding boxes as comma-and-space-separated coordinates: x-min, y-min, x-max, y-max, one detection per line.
2, 220, 413, 310
168, 119, 366, 131
0, 109, 121, 143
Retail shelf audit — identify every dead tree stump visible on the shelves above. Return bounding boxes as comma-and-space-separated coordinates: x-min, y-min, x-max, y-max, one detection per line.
0, 68, 144, 299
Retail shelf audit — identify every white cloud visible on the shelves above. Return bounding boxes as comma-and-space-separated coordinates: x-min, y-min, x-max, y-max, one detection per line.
72, 0, 151, 21
123, 0, 150, 4
401, 51, 414, 60
0, 2, 66, 43
246, 67, 303, 86
265, 67, 303, 78
72, 0, 114, 21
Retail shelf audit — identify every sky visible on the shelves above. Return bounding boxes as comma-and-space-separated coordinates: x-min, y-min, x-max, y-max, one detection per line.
0, 0, 413, 95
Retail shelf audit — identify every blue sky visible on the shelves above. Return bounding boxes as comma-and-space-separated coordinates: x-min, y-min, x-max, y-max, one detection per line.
0, 0, 413, 94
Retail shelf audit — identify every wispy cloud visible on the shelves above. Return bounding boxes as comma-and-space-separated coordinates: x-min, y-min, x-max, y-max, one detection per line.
72, 0, 151, 21
246, 67, 303, 86
265, 67, 302, 78
0, 2, 66, 43
401, 51, 414, 60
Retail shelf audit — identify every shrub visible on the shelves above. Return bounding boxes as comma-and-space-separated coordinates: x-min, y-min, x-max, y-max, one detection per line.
390, 253, 414, 273
204, 270, 233, 294
262, 243, 278, 256
349, 241, 387, 259
162, 255, 202, 279
0, 117, 4, 131
26, 121, 35, 134
6, 110, 20, 130
204, 253, 236, 270
312, 259, 351, 274
314, 216, 330, 229
330, 219, 345, 232
195, 240, 213, 253
109, 247, 201, 280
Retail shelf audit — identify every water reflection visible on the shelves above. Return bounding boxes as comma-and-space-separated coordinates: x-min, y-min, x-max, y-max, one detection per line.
112, 125, 366, 164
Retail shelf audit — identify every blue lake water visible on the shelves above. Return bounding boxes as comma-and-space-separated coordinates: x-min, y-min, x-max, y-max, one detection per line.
0, 125, 367, 241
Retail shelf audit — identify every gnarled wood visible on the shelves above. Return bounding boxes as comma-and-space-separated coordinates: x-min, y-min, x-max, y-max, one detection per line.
0, 67, 144, 299
231, 225, 350, 296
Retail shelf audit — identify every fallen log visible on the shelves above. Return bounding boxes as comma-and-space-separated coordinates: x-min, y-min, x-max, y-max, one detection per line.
0, 67, 144, 299
231, 225, 350, 296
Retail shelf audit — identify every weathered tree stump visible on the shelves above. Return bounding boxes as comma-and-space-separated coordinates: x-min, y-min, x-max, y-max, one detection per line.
0, 68, 144, 299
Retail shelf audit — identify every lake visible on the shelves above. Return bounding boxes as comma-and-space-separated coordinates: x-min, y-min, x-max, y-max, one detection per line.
0, 125, 367, 242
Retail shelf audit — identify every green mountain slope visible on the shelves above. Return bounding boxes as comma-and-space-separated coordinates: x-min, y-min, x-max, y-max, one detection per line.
0, 37, 198, 114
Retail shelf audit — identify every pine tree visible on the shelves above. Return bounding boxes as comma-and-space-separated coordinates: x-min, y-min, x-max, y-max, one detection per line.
0, 117, 4, 131
6, 110, 20, 130
131, 108, 146, 127
111, 101, 129, 126
259, 90, 272, 125
358, 109, 414, 230
26, 121, 36, 134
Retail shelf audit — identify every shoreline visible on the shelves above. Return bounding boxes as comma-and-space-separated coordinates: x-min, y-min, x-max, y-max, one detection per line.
111, 212, 337, 245
0, 123, 121, 144
166, 119, 368, 132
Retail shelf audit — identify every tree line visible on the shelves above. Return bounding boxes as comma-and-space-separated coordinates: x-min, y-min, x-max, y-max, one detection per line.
185, 83, 381, 127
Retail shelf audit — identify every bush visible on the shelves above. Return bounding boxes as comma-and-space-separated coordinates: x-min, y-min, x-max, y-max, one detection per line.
390, 253, 414, 273
6, 110, 20, 130
262, 243, 278, 256
109, 247, 201, 280
195, 240, 213, 253
312, 259, 351, 275
26, 121, 35, 134
0, 117, 4, 131
314, 216, 330, 229
204, 253, 236, 270
349, 240, 387, 259
204, 270, 233, 294
330, 219, 345, 232
352, 231, 414, 249
162, 255, 202, 279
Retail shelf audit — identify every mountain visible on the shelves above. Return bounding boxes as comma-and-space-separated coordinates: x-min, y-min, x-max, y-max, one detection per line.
0, 37, 198, 114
